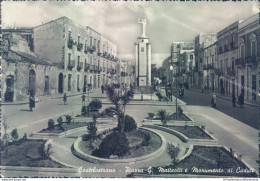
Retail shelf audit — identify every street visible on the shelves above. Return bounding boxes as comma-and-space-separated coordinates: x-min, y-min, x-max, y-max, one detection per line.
179, 89, 259, 129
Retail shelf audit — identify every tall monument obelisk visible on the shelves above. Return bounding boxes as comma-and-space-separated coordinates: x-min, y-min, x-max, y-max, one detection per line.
135, 18, 151, 87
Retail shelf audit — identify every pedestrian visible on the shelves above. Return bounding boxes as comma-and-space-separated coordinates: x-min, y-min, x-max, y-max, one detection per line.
63, 93, 67, 105
29, 92, 35, 111
232, 93, 236, 107
238, 94, 244, 108
101, 84, 105, 94
81, 93, 86, 106
211, 93, 217, 108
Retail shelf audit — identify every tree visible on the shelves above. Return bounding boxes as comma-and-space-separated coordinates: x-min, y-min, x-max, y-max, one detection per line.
87, 115, 98, 140
167, 143, 180, 168
157, 110, 169, 126
102, 85, 134, 133
48, 119, 55, 130
89, 98, 102, 112
11, 128, 19, 143
2, 117, 9, 156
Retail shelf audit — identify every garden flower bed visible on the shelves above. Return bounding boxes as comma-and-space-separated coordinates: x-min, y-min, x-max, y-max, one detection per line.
1, 140, 66, 168
78, 128, 162, 159
158, 125, 213, 140
149, 146, 257, 177
39, 122, 90, 134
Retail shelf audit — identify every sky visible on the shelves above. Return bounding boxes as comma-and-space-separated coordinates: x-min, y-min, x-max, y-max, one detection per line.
2, 1, 259, 66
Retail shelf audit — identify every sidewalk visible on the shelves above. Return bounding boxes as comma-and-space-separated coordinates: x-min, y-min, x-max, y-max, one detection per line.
189, 88, 259, 107
0, 90, 103, 106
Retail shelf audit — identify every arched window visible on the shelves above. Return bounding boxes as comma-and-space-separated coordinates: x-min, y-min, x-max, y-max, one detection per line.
250, 33, 257, 56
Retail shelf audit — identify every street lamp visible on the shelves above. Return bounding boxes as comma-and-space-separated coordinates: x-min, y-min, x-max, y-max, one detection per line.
170, 65, 178, 119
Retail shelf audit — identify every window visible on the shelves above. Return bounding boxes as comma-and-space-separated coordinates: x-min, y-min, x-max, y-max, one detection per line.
90, 37, 92, 46
78, 36, 80, 44
251, 40, 256, 56
141, 47, 144, 52
68, 53, 71, 64
90, 58, 93, 65
85, 39, 87, 47
190, 54, 193, 60
78, 56, 80, 65
240, 44, 245, 58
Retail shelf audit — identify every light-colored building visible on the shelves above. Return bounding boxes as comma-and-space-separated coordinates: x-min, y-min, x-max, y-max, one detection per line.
33, 16, 119, 94
194, 33, 217, 89
217, 21, 240, 96
135, 19, 152, 87
237, 13, 260, 102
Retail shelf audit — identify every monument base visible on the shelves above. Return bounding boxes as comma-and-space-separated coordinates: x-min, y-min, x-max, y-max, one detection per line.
136, 86, 153, 94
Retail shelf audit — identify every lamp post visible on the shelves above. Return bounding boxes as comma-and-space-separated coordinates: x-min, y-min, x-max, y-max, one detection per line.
170, 65, 178, 118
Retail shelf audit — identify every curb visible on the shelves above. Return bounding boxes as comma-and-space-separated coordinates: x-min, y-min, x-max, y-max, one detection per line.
72, 127, 167, 164
189, 88, 259, 108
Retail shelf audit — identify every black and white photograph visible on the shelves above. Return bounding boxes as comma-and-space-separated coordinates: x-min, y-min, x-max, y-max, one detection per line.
0, 1, 259, 179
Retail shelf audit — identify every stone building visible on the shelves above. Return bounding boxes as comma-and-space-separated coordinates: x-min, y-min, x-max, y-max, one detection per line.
1, 28, 59, 102
168, 42, 194, 87
194, 33, 217, 89
203, 42, 217, 92
236, 13, 260, 101
33, 16, 119, 94
1, 16, 120, 102
217, 21, 240, 96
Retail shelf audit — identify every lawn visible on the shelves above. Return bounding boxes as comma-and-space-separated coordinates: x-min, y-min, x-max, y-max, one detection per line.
39, 122, 90, 134
79, 129, 162, 159
168, 113, 192, 121
151, 146, 257, 177
160, 125, 213, 139
1, 140, 66, 168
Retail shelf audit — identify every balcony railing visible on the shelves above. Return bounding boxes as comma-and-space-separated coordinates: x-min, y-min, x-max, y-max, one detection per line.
97, 49, 102, 56
84, 63, 90, 72
77, 62, 83, 71
67, 60, 75, 70
84, 46, 88, 54
235, 58, 246, 68
68, 38, 74, 49
77, 43, 83, 51
246, 55, 258, 65
89, 46, 96, 53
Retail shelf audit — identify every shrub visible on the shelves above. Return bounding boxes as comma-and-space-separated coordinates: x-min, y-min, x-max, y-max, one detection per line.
141, 132, 150, 146
124, 115, 137, 132
148, 113, 155, 119
48, 119, 55, 130
65, 115, 72, 124
177, 106, 183, 115
23, 133, 27, 141
81, 106, 90, 116
157, 110, 169, 126
167, 143, 180, 168
11, 128, 19, 142
95, 132, 129, 158
155, 92, 163, 101
87, 122, 97, 140
89, 99, 102, 111
57, 117, 63, 127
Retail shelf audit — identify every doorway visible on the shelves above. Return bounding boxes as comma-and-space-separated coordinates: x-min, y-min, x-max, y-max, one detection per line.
5, 75, 14, 102
58, 73, 63, 93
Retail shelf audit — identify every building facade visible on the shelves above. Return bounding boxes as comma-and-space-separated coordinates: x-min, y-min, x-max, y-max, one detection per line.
217, 21, 240, 96
1, 17, 120, 102
236, 13, 260, 101
33, 16, 119, 95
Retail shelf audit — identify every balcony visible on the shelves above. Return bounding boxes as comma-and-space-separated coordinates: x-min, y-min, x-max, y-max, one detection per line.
246, 55, 258, 66
68, 38, 74, 49
77, 43, 83, 51
77, 62, 83, 71
97, 49, 102, 56
84, 63, 90, 72
102, 52, 107, 57
214, 68, 223, 75
89, 46, 96, 53
84, 46, 88, 54
67, 60, 75, 70
227, 67, 236, 76
235, 58, 246, 68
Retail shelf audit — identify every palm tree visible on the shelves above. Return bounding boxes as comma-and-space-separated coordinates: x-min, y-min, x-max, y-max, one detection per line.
102, 85, 134, 133
157, 109, 169, 126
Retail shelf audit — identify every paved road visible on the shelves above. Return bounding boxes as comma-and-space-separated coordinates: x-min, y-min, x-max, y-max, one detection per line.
179, 89, 259, 129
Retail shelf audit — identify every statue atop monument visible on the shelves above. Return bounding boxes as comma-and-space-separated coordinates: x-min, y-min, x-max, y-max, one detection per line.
138, 18, 147, 38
